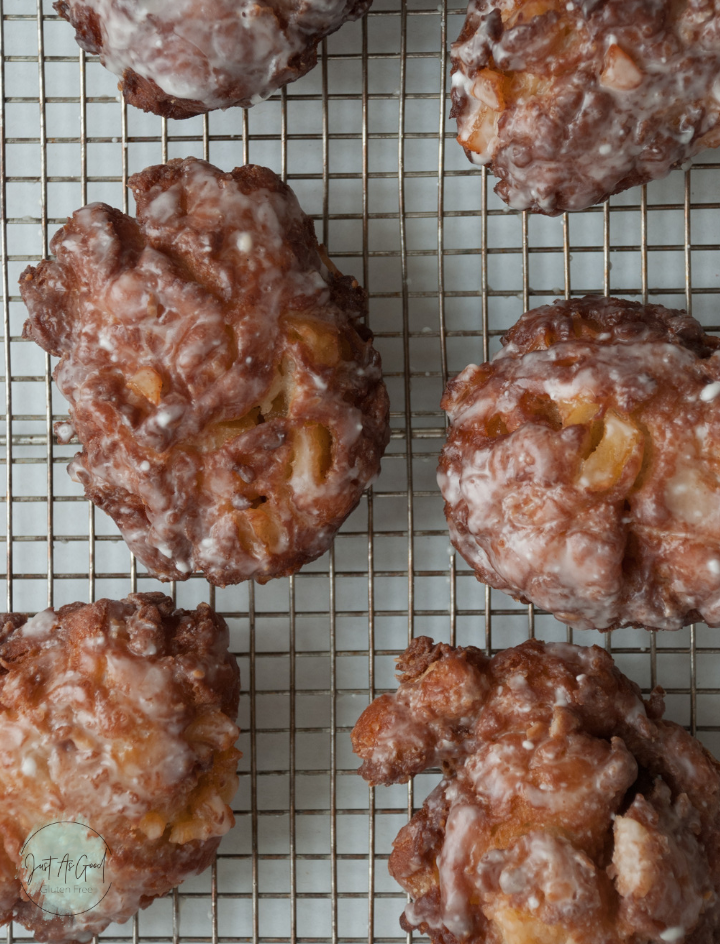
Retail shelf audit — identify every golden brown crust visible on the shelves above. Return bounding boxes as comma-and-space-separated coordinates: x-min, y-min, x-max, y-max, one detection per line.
352, 637, 720, 944
438, 296, 720, 632
0, 593, 240, 943
20, 158, 390, 587
116, 69, 210, 121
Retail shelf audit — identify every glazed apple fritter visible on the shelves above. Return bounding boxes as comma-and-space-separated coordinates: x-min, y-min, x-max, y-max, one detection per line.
55, 0, 373, 118
20, 157, 390, 587
0, 592, 240, 943
451, 0, 720, 213
353, 637, 720, 944
438, 296, 720, 632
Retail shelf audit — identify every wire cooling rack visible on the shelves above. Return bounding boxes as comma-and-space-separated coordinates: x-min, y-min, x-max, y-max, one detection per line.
2, 0, 720, 942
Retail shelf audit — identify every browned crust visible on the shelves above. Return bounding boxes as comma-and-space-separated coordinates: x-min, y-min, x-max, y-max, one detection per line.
119, 69, 211, 121
54, 0, 102, 54
499, 295, 720, 361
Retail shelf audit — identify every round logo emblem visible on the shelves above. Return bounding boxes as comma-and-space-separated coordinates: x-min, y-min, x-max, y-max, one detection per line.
19, 821, 112, 917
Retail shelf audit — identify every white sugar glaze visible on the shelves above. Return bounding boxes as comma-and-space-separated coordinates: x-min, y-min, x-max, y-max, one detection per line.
477, 831, 606, 928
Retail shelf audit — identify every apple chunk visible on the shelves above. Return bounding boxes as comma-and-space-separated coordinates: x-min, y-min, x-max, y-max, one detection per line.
557, 399, 600, 427
127, 367, 163, 404
291, 423, 333, 490
600, 44, 643, 91
579, 410, 643, 491
473, 69, 506, 111
286, 315, 341, 366
464, 108, 500, 159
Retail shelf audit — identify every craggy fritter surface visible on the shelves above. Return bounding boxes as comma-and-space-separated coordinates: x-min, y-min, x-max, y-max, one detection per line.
450, 0, 720, 214
55, 0, 372, 119
353, 636, 720, 944
0, 592, 240, 943
21, 157, 389, 586
438, 296, 720, 632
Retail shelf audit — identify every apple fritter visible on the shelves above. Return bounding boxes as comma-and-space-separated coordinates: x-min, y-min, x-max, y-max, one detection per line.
352, 637, 720, 944
0, 592, 240, 943
54, 0, 373, 118
439, 295, 720, 632
21, 158, 389, 587
450, 0, 720, 213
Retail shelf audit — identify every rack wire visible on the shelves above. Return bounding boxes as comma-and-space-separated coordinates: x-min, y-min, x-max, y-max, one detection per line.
2, 0, 720, 941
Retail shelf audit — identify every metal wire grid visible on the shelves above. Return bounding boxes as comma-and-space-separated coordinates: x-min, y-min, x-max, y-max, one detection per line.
1, 0, 720, 942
